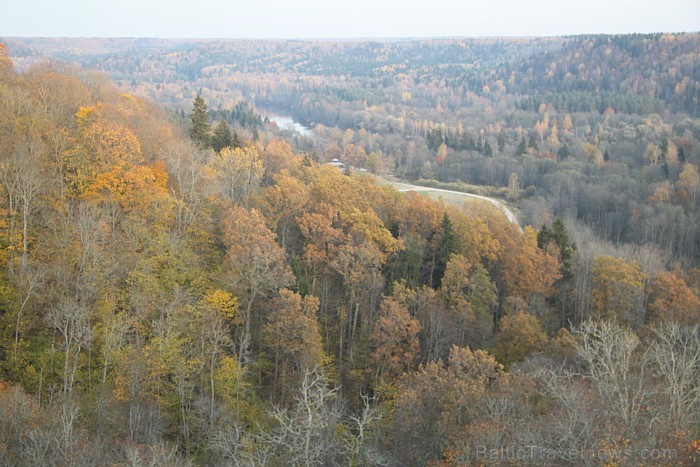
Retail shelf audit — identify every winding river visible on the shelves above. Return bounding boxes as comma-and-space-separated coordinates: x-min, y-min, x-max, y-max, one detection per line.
260, 108, 314, 137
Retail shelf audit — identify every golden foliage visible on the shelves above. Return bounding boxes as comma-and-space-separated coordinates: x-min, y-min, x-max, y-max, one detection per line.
591, 256, 645, 324
494, 311, 548, 366
648, 271, 700, 325
370, 298, 421, 383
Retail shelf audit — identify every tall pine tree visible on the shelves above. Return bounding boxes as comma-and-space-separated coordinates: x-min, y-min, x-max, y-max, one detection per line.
189, 93, 211, 148
212, 119, 233, 153
430, 212, 459, 288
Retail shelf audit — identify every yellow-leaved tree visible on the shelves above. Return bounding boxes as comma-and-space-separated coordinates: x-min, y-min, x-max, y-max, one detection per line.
222, 206, 293, 364
591, 256, 646, 326
264, 288, 323, 402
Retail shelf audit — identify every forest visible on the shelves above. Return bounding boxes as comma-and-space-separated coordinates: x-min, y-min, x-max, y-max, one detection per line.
0, 34, 699, 465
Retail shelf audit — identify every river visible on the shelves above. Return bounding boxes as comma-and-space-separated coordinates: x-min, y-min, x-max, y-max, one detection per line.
260, 107, 314, 137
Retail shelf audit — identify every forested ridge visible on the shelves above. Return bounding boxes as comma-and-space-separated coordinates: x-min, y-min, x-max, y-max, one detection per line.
0, 36, 699, 466
6, 34, 700, 267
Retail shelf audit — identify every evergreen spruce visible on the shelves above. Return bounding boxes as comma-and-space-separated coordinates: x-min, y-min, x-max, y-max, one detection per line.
527, 135, 538, 151
552, 218, 575, 280
557, 144, 570, 160
497, 130, 506, 153
431, 212, 459, 288
212, 119, 233, 153
189, 93, 211, 148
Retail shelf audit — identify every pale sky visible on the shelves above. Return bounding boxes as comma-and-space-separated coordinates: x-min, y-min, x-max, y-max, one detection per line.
2, 0, 698, 38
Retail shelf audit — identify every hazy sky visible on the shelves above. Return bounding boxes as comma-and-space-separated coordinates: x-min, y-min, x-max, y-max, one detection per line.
3, 0, 698, 38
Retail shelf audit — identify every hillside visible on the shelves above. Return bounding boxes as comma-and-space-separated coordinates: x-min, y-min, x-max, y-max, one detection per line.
8, 34, 699, 266
0, 40, 699, 465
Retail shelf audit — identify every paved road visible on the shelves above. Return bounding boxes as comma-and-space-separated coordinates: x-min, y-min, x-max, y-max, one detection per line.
389, 180, 522, 231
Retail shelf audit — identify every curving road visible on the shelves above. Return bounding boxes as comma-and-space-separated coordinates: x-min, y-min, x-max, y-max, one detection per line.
385, 179, 522, 232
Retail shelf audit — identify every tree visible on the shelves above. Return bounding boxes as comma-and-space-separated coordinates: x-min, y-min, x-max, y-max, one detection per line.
370, 298, 421, 384
666, 140, 679, 167
591, 256, 645, 326
494, 311, 548, 367
261, 173, 308, 249
212, 146, 263, 208
557, 143, 570, 160
497, 130, 506, 153
222, 207, 293, 363
199, 289, 237, 424
264, 288, 323, 402
583, 143, 603, 165
390, 345, 507, 465
265, 368, 344, 466
507, 172, 519, 201
645, 142, 662, 165
10, 263, 45, 361
678, 163, 699, 200
163, 140, 214, 235
465, 264, 498, 347
440, 254, 478, 347
188, 93, 210, 148
538, 218, 575, 280
547, 124, 559, 145
430, 212, 459, 288
499, 227, 561, 305
210, 119, 233, 153
1, 132, 45, 271
647, 321, 700, 429
527, 135, 538, 151
436, 143, 447, 166
63, 116, 144, 196
46, 298, 92, 393
574, 320, 648, 431
0, 43, 13, 76
647, 271, 700, 325
261, 139, 301, 183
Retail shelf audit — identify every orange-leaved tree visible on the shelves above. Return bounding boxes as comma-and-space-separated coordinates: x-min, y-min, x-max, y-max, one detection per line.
370, 297, 421, 384
222, 206, 293, 364
264, 288, 323, 402
647, 271, 700, 325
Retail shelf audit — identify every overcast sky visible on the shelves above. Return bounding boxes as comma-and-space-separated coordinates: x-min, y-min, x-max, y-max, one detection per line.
2, 0, 698, 38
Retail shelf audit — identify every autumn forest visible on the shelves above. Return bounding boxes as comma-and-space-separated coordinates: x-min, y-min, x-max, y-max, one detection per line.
0, 34, 699, 465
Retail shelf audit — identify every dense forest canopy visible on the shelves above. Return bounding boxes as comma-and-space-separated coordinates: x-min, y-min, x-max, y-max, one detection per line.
5, 34, 700, 267
0, 36, 698, 465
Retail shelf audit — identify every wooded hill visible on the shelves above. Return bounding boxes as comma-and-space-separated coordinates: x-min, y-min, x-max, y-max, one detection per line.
5, 34, 700, 269
0, 40, 699, 465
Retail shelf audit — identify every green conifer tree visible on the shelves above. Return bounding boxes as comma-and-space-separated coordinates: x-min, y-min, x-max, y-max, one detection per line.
527, 135, 538, 151
431, 212, 459, 288
212, 119, 233, 153
189, 93, 211, 148
557, 144, 570, 160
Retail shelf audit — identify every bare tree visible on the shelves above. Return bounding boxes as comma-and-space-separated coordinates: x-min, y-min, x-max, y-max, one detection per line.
647, 321, 700, 428
199, 308, 232, 425
343, 393, 387, 466
574, 320, 650, 434
163, 141, 213, 235
46, 298, 93, 393
265, 368, 344, 466
11, 263, 45, 360
1, 133, 45, 273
